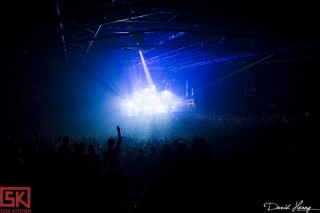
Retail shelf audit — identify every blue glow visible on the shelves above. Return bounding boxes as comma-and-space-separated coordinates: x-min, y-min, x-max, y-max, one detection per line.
120, 84, 186, 116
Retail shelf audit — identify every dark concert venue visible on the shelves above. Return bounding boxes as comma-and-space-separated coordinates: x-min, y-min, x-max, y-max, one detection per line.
1, 1, 320, 212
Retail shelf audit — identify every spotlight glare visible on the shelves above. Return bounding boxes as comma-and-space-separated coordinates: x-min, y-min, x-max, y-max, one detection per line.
121, 84, 190, 116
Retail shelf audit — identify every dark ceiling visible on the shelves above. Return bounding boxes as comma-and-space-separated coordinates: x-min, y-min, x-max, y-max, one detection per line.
6, 0, 320, 73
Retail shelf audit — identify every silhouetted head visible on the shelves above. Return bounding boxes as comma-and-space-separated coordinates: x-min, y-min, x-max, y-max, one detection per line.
88, 144, 96, 154
176, 143, 187, 154
150, 146, 156, 154
75, 142, 86, 154
193, 136, 200, 145
138, 148, 144, 155
62, 135, 70, 144
107, 138, 115, 147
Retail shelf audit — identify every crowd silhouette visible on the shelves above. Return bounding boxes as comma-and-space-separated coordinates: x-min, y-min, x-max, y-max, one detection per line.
1, 108, 319, 213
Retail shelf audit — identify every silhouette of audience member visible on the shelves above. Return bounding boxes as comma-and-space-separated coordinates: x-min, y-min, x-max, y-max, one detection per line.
85, 144, 103, 178
83, 143, 103, 211
102, 125, 122, 172
0, 134, 20, 184
73, 142, 86, 171
135, 147, 148, 171
54, 135, 75, 211
160, 143, 172, 168
114, 173, 135, 213
132, 147, 149, 192
146, 145, 161, 183
57, 135, 74, 166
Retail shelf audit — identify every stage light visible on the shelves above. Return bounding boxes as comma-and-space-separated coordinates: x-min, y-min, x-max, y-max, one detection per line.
118, 50, 195, 117
120, 83, 188, 117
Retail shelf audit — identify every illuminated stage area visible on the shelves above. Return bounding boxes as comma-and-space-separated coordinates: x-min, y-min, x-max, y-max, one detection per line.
121, 84, 194, 116
120, 50, 195, 117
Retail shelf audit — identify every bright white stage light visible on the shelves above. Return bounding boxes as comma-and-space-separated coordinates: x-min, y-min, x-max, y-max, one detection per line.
121, 85, 185, 116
